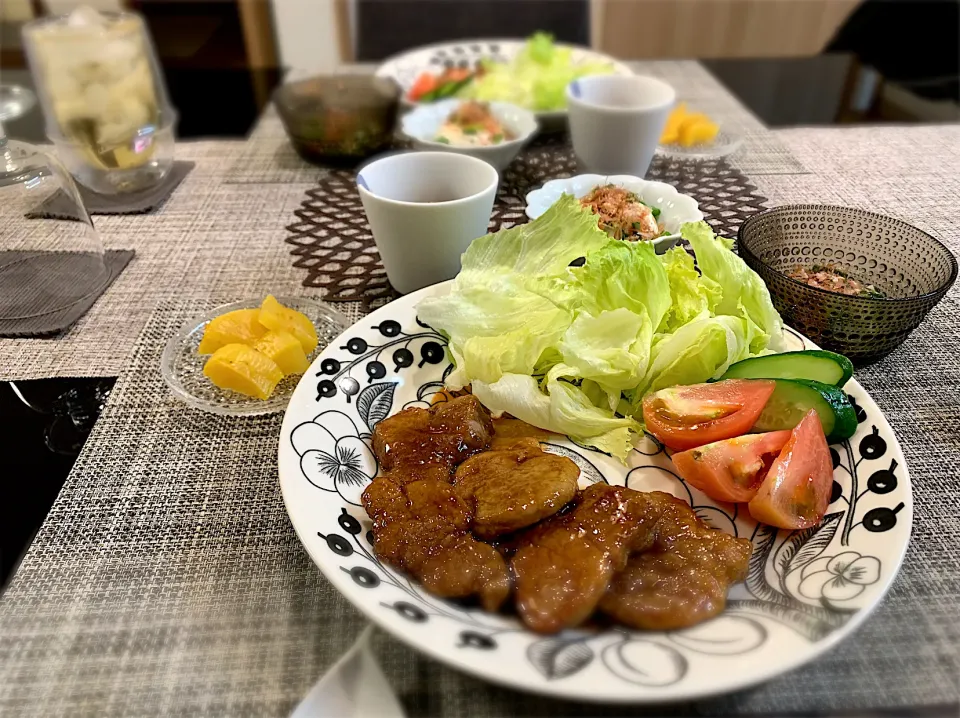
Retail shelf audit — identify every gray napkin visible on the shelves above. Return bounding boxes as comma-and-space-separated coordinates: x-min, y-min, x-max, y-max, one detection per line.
27, 161, 194, 218
0, 249, 134, 336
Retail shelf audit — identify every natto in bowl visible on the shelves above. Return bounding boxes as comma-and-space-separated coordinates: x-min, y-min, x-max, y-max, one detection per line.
738, 205, 957, 365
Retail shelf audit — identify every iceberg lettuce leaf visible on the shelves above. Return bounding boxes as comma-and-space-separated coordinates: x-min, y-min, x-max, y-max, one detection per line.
682, 221, 785, 352
472, 371, 642, 461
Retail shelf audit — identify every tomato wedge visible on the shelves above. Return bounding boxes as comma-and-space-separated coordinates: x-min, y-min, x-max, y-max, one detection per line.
671, 430, 792, 503
408, 72, 438, 102
748, 409, 833, 530
642, 379, 776, 451
442, 67, 473, 83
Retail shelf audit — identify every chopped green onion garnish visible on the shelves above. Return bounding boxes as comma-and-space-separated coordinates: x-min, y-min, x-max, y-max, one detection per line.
491, 133, 504, 143
463, 126, 479, 135
651, 206, 661, 218
435, 136, 450, 144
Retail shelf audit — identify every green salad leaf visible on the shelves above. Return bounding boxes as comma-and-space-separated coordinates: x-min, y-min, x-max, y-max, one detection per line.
658, 246, 721, 333
472, 368, 643, 460
638, 314, 755, 397
683, 221, 785, 352
416, 199, 785, 460
417, 195, 610, 389
460, 32, 616, 111
572, 241, 671, 329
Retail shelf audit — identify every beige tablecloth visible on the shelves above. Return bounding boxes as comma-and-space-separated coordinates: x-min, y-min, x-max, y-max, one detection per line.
0, 141, 365, 381
1, 99, 959, 714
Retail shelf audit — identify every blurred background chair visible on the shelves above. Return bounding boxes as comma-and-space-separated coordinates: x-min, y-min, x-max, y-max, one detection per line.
343, 0, 588, 62
593, 0, 957, 124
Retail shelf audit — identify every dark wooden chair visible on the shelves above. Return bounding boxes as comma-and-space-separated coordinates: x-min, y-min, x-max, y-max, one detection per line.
342, 0, 589, 62
826, 0, 959, 104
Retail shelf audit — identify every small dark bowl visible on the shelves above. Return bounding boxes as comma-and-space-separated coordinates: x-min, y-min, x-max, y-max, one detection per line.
274, 75, 400, 165
738, 205, 957, 365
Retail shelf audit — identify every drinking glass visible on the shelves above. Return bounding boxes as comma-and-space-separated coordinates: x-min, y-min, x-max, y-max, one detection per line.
0, 104, 107, 329
23, 7, 176, 194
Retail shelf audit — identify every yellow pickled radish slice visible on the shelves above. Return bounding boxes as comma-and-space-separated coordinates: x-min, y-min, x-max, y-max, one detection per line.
203, 343, 283, 400
198, 308, 268, 354
660, 102, 688, 144
678, 117, 720, 147
254, 330, 310, 376
258, 295, 318, 354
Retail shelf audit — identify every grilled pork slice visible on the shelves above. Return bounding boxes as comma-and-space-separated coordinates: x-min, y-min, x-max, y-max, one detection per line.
362, 475, 510, 611
453, 438, 579, 539
599, 492, 751, 630
372, 395, 493, 485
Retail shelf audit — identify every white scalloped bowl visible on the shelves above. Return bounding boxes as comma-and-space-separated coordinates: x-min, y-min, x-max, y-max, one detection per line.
400, 99, 538, 171
525, 174, 703, 253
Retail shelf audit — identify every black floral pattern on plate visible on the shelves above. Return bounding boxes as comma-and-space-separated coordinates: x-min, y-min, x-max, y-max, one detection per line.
288, 317, 904, 688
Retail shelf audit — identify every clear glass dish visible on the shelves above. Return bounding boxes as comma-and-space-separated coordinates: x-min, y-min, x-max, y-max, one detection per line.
161, 297, 349, 416
656, 130, 743, 161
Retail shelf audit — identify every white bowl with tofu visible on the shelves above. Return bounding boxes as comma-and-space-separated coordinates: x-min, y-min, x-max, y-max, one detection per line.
525, 174, 703, 253
400, 98, 538, 171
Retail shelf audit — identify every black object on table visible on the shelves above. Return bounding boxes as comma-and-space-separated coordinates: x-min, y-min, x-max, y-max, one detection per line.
0, 378, 115, 590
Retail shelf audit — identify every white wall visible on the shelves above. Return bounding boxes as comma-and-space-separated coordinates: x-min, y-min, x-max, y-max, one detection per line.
270, 0, 341, 73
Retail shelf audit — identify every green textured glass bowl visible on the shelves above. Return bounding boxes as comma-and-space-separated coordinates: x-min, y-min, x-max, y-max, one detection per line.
738, 205, 957, 365
275, 75, 399, 165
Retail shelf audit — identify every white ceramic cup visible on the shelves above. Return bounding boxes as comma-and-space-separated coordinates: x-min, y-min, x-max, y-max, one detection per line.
357, 152, 498, 294
567, 75, 676, 176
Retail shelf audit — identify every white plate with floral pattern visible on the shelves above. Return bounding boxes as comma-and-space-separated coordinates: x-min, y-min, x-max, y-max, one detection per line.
525, 174, 704, 253
278, 281, 912, 703
376, 38, 632, 127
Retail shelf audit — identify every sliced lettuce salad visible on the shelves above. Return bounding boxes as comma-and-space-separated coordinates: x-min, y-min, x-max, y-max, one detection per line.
416, 195, 784, 460
460, 32, 615, 111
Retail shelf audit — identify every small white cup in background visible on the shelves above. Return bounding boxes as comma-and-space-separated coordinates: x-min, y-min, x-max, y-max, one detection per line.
357, 152, 498, 294
567, 75, 676, 177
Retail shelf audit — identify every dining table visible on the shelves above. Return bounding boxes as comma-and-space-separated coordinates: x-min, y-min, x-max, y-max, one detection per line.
0, 59, 957, 718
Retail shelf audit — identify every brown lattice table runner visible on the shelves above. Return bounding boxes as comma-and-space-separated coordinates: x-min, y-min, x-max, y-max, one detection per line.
285, 142, 771, 309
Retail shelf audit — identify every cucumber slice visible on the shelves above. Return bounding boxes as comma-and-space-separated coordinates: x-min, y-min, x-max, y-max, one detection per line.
753, 378, 858, 441
720, 350, 854, 387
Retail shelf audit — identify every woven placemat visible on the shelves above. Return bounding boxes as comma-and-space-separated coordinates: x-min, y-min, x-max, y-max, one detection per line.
0, 249, 134, 337
27, 161, 195, 218
0, 297, 956, 717
285, 143, 769, 308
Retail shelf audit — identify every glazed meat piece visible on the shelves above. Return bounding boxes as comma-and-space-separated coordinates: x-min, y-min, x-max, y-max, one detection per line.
361, 476, 510, 611
510, 484, 665, 633
599, 492, 752, 630
453, 438, 580, 539
372, 395, 494, 484
489, 417, 553, 449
